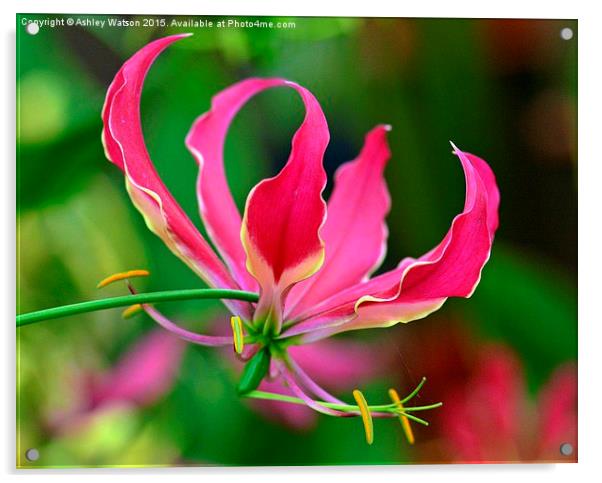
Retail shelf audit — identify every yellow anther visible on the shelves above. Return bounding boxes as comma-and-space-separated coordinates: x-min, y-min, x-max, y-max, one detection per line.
388, 388, 415, 445
352, 389, 374, 445
230, 316, 245, 354
97, 269, 150, 288
121, 304, 143, 319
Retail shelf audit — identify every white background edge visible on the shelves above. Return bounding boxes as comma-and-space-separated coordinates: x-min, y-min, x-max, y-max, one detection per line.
2, 0, 600, 481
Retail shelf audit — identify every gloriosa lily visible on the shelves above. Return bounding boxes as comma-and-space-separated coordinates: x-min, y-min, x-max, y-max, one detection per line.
101, 34, 499, 437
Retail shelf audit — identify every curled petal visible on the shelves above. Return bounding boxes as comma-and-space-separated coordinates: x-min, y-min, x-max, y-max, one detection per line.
239, 81, 330, 331
186, 80, 303, 292
102, 34, 248, 315
285, 125, 392, 318
283, 144, 499, 342
465, 152, 500, 234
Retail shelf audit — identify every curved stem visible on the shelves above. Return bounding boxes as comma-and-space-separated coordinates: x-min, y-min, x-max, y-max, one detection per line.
16, 288, 259, 327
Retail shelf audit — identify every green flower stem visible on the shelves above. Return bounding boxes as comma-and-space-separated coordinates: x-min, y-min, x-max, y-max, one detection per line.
16, 288, 259, 327
245, 390, 437, 425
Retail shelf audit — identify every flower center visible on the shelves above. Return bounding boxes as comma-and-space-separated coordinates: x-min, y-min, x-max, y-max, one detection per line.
235, 317, 293, 395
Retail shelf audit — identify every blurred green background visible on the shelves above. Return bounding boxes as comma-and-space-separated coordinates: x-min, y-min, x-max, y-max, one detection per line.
17, 15, 577, 467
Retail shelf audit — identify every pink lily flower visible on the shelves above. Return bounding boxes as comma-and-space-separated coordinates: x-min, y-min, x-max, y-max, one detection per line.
101, 34, 499, 418
48, 330, 185, 433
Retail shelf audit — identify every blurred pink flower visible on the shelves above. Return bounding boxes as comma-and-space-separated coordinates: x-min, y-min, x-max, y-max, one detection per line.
531, 363, 577, 460
384, 318, 577, 462
431, 344, 576, 463
50, 330, 185, 433
87, 330, 185, 409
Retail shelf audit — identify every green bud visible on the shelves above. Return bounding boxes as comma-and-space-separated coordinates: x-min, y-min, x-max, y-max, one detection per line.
236, 347, 271, 395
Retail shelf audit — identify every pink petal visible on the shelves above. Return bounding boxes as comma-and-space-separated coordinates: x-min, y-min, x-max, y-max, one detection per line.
102, 34, 247, 314
186, 80, 301, 292
465, 152, 500, 234
240, 81, 330, 331
285, 125, 392, 318
283, 144, 499, 341
90, 330, 185, 408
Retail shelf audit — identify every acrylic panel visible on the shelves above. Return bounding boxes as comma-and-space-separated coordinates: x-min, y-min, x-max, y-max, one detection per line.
16, 14, 578, 468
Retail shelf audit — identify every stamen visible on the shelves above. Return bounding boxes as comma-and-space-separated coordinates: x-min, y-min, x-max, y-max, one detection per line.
352, 389, 374, 445
401, 376, 427, 404
388, 388, 415, 445
97, 269, 150, 288
121, 304, 143, 319
230, 316, 245, 354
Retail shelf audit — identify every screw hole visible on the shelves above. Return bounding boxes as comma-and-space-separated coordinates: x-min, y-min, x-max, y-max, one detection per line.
25, 22, 40, 36
560, 27, 574, 40
25, 448, 40, 462
559, 442, 574, 456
